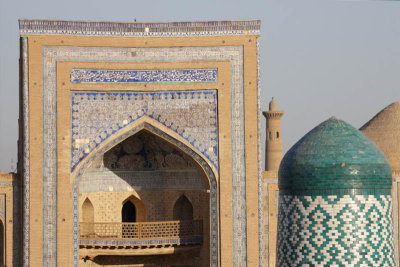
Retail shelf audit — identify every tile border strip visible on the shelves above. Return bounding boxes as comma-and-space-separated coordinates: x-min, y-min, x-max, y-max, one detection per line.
22, 37, 29, 267
79, 236, 203, 246
256, 37, 264, 267
70, 68, 218, 84
19, 19, 260, 37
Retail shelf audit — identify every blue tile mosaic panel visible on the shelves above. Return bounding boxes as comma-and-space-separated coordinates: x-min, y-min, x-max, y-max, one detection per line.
70, 69, 218, 84
277, 194, 395, 266
71, 90, 218, 172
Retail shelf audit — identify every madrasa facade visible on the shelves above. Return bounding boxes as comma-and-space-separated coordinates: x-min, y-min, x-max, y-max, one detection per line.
0, 19, 398, 267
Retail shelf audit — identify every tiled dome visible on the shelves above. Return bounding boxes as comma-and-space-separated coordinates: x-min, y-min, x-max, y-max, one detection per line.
278, 117, 392, 193
360, 102, 400, 173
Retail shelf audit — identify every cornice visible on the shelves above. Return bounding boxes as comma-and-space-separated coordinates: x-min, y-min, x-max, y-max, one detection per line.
19, 19, 261, 37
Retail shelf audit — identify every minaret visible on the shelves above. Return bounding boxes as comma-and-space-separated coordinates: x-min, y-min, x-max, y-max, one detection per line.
263, 97, 284, 171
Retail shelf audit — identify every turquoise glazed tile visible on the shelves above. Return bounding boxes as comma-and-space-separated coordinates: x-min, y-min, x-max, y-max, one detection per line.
277, 117, 395, 266
279, 117, 392, 194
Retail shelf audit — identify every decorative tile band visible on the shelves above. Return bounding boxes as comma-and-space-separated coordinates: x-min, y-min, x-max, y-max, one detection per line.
70, 69, 218, 83
12, 181, 19, 266
256, 37, 263, 267
279, 188, 392, 196
19, 19, 260, 37
71, 90, 218, 172
80, 236, 203, 246
42, 46, 246, 266
277, 194, 394, 266
21, 37, 29, 267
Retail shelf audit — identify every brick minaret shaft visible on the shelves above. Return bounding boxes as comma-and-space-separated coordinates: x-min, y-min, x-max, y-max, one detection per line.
263, 97, 284, 171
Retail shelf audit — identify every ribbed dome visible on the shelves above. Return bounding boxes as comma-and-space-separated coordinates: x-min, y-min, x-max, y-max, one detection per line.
360, 102, 400, 173
279, 117, 392, 193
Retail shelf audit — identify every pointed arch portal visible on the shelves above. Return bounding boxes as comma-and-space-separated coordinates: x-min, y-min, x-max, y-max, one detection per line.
73, 121, 218, 266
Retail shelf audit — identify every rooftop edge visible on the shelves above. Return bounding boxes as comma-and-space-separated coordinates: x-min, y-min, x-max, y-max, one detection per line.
19, 19, 261, 37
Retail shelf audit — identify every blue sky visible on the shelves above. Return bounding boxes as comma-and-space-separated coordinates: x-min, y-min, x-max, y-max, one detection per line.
1, 0, 399, 172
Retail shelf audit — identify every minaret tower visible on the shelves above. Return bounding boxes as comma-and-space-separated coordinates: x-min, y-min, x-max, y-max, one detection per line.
263, 97, 284, 171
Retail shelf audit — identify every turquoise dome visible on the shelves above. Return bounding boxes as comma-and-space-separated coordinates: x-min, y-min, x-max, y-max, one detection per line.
278, 117, 392, 194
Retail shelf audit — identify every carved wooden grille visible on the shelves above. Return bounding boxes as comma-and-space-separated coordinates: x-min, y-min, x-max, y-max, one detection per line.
79, 220, 202, 240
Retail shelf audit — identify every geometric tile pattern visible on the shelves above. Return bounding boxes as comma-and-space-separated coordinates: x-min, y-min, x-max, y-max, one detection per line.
256, 38, 264, 267
39, 45, 245, 267
12, 181, 19, 266
71, 90, 218, 171
70, 69, 218, 83
21, 37, 29, 267
19, 20, 261, 37
277, 194, 395, 266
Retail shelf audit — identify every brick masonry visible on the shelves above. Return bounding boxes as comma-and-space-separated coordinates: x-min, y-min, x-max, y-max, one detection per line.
18, 19, 261, 267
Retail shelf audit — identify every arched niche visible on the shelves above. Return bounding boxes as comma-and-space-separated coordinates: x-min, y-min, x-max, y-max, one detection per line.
121, 196, 147, 222
81, 198, 94, 223
72, 121, 218, 266
173, 195, 194, 221
81, 198, 94, 237
81, 129, 210, 190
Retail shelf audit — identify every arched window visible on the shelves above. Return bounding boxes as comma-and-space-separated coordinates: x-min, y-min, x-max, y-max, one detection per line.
122, 201, 136, 223
173, 195, 193, 221
269, 131, 272, 140
276, 131, 280, 139
82, 198, 94, 223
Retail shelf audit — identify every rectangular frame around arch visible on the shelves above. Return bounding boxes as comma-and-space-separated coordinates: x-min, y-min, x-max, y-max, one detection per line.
22, 33, 261, 267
